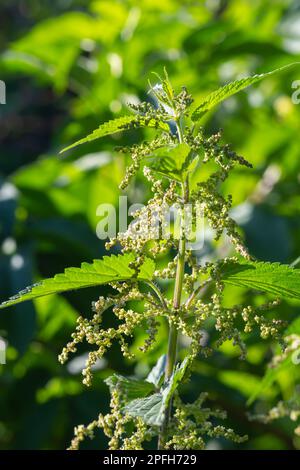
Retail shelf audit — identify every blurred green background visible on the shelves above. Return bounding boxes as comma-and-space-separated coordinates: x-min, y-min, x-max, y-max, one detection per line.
0, 0, 300, 450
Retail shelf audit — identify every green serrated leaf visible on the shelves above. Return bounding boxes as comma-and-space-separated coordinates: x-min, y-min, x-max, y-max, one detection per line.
162, 356, 190, 403
105, 374, 155, 403
192, 62, 300, 121
0, 253, 155, 309
146, 355, 166, 387
144, 143, 194, 182
60, 115, 170, 153
124, 393, 164, 426
221, 261, 300, 300
138, 257, 156, 280
124, 357, 189, 426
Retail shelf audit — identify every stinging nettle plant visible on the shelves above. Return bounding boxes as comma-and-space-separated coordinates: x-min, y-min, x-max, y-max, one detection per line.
2, 64, 300, 450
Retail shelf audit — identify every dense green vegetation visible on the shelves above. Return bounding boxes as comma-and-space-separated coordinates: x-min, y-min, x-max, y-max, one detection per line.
1, 0, 300, 450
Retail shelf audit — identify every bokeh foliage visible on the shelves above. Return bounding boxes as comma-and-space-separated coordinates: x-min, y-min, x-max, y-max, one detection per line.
0, 0, 300, 450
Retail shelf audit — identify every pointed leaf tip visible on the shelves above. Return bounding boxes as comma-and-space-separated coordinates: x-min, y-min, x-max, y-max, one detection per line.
192, 62, 300, 121
0, 253, 155, 309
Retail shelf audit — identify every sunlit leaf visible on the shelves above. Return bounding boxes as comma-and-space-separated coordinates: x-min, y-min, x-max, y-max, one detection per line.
61, 116, 170, 154
192, 62, 300, 121
0, 254, 155, 309
221, 261, 300, 300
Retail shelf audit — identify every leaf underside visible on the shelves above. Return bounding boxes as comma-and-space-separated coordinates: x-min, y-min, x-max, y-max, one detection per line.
105, 374, 155, 403
146, 355, 166, 387
0, 253, 155, 309
125, 393, 163, 426
124, 357, 189, 426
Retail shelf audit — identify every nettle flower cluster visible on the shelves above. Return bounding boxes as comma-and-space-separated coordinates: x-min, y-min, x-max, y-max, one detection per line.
0, 64, 297, 449
58, 72, 287, 450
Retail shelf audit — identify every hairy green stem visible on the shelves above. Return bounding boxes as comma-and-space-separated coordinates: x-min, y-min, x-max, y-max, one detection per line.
158, 119, 188, 447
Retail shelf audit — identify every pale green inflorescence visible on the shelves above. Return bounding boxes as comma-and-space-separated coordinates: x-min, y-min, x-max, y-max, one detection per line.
251, 394, 300, 438
61, 73, 286, 450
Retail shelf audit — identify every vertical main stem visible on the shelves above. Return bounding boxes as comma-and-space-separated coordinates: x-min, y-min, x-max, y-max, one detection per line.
158, 120, 188, 447
165, 230, 186, 378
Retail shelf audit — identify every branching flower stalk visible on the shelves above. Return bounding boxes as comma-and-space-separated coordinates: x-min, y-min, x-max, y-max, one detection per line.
63, 75, 257, 449
62, 73, 279, 450
2, 64, 300, 450
41, 74, 290, 449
